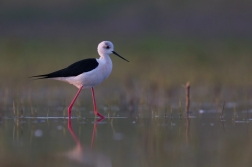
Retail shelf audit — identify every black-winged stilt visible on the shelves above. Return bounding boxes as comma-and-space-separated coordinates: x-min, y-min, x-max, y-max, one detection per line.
31, 41, 129, 119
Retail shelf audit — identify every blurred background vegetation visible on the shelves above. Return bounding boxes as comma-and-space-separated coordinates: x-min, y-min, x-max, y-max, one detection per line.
0, 0, 252, 110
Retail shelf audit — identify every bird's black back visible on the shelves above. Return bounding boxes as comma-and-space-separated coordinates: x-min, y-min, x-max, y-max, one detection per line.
32, 58, 99, 79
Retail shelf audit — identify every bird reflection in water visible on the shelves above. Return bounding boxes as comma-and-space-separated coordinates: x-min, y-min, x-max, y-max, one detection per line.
65, 118, 112, 167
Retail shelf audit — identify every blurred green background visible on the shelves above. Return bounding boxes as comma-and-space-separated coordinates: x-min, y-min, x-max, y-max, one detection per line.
0, 0, 252, 106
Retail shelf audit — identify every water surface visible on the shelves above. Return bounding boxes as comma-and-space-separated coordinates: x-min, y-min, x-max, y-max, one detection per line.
1, 108, 252, 167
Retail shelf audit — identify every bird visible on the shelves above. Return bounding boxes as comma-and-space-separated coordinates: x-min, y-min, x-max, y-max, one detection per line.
31, 41, 129, 119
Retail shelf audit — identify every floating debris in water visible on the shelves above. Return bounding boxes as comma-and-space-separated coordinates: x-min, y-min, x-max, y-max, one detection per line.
34, 129, 43, 137
199, 109, 205, 114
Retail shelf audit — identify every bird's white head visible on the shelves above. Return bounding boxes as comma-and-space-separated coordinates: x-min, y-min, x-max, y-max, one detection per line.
97, 41, 114, 56
97, 41, 129, 62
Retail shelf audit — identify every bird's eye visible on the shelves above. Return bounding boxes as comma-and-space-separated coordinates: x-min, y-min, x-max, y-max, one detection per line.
106, 46, 110, 49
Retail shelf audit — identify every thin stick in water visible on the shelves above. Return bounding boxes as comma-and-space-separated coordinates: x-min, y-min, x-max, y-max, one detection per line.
185, 82, 190, 117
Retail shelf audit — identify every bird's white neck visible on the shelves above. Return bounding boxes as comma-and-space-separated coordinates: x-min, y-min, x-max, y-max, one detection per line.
99, 54, 111, 62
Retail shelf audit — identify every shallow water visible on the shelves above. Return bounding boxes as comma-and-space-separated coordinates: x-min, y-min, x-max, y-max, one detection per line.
1, 107, 252, 167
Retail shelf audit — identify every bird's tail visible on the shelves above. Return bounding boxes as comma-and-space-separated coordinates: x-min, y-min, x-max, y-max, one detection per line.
29, 74, 50, 80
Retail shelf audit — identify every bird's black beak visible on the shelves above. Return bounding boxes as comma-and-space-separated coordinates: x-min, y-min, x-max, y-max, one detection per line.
112, 51, 129, 62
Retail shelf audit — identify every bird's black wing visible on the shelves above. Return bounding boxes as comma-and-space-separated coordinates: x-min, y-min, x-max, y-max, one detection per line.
31, 58, 99, 79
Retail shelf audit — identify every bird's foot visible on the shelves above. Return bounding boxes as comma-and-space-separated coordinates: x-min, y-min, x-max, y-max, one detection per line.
95, 112, 105, 119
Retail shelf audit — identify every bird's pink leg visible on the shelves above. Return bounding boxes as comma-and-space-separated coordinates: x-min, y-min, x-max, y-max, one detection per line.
91, 87, 105, 118
68, 86, 83, 119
